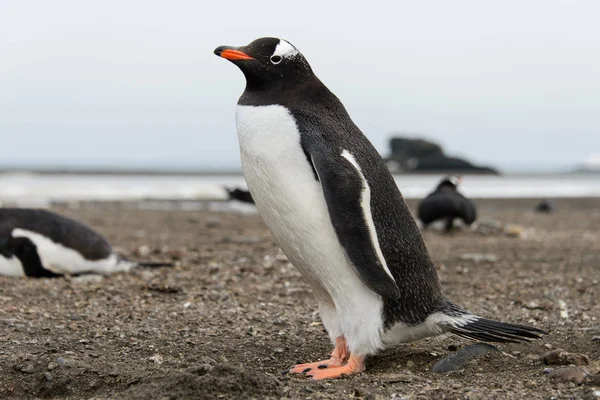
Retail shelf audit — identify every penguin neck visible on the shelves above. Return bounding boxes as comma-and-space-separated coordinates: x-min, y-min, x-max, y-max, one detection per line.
238, 75, 329, 108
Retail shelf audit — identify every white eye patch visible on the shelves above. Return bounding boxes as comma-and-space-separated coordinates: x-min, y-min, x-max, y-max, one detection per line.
272, 39, 299, 58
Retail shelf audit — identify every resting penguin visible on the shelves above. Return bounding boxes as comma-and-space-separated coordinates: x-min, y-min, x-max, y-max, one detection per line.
0, 208, 171, 277
418, 175, 477, 232
214, 37, 545, 380
226, 187, 255, 204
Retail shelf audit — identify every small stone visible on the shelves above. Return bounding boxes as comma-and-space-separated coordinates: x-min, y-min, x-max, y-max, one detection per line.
149, 354, 164, 365
56, 358, 66, 367
543, 367, 553, 374
186, 364, 213, 375
543, 350, 590, 366
548, 366, 589, 384
591, 336, 600, 342
544, 343, 553, 349
448, 344, 459, 352
20, 364, 35, 374
273, 348, 284, 354
406, 360, 415, 369
137, 245, 151, 257
200, 356, 216, 365
44, 372, 53, 382
47, 362, 58, 371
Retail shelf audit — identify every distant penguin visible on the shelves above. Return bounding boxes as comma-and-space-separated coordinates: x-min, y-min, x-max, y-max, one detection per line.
418, 175, 477, 232
0, 208, 171, 278
215, 37, 545, 380
226, 187, 255, 204
535, 199, 554, 214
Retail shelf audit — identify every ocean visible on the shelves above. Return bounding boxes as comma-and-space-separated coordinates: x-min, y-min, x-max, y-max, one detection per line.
1, 172, 599, 207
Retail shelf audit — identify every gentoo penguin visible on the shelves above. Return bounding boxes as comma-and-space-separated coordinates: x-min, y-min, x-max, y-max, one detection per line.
226, 187, 255, 204
214, 37, 545, 380
535, 199, 554, 214
418, 175, 477, 232
0, 208, 171, 277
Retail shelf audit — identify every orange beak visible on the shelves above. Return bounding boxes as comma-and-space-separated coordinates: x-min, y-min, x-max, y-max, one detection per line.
215, 48, 254, 61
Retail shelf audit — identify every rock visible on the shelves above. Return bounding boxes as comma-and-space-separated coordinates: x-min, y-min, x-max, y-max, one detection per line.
149, 354, 164, 365
56, 358, 67, 367
44, 372, 53, 382
548, 366, 589, 384
385, 136, 498, 174
591, 336, 600, 342
20, 364, 35, 374
543, 350, 590, 366
137, 245, 151, 257
406, 360, 415, 369
448, 344, 460, 352
543, 367, 553, 374
459, 253, 498, 263
47, 362, 58, 371
186, 364, 213, 375
432, 343, 500, 373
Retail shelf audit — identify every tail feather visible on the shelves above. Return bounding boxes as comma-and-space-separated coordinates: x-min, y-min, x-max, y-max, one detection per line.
444, 316, 547, 344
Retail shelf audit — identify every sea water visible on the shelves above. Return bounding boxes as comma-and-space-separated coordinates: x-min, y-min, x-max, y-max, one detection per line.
1, 172, 599, 207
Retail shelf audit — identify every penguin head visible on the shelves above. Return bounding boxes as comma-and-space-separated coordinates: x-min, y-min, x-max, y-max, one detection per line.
214, 37, 314, 91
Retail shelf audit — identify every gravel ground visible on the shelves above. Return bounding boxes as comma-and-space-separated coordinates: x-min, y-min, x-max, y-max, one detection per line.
0, 198, 599, 399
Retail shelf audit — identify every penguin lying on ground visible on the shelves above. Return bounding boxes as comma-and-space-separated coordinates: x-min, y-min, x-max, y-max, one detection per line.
418, 175, 477, 232
0, 208, 172, 277
226, 187, 255, 204
215, 37, 545, 380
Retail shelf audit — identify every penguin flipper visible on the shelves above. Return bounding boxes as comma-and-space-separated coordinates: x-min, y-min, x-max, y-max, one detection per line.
306, 142, 401, 300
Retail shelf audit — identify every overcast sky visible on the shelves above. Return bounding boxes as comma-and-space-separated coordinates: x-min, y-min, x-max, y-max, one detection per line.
1, 0, 599, 172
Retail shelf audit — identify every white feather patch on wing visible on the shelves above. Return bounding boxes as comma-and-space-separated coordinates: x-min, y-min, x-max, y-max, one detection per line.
272, 39, 299, 58
340, 149, 396, 283
0, 253, 25, 277
11, 228, 133, 275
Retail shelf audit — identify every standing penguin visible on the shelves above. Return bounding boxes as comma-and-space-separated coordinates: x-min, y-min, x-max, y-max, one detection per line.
0, 208, 171, 277
214, 37, 545, 380
418, 175, 477, 232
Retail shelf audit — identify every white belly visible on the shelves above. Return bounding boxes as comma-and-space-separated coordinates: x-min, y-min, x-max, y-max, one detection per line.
236, 104, 385, 354
236, 105, 359, 300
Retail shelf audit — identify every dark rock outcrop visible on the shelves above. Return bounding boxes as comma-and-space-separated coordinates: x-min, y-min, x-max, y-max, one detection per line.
385, 136, 499, 174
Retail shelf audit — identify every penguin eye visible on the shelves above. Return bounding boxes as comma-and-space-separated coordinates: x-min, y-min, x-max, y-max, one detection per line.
270, 55, 282, 65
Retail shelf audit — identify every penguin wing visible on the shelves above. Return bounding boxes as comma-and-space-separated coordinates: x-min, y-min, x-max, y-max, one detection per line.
305, 141, 401, 300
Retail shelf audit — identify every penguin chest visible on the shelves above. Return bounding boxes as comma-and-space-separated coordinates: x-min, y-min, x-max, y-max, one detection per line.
235, 105, 350, 296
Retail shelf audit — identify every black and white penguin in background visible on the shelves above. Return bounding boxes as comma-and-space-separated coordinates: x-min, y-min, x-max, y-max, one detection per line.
214, 37, 545, 380
225, 187, 255, 204
0, 208, 171, 278
418, 175, 477, 232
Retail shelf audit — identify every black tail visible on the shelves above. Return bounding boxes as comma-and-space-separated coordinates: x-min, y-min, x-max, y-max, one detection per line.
444, 316, 547, 343
134, 261, 174, 268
